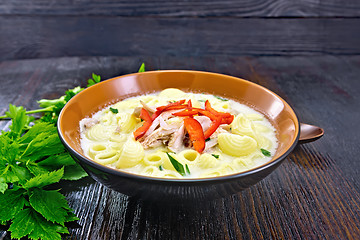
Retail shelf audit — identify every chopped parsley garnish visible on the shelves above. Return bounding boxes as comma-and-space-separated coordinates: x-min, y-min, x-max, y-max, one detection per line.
87, 73, 101, 87
261, 148, 271, 157
198, 99, 206, 102
138, 62, 146, 72
166, 153, 187, 176
205, 138, 211, 142
185, 164, 191, 175
211, 154, 219, 159
159, 165, 164, 171
110, 107, 118, 114
213, 95, 229, 101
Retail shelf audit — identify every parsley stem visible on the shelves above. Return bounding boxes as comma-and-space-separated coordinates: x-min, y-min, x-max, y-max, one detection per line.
24, 107, 54, 114
0, 107, 54, 119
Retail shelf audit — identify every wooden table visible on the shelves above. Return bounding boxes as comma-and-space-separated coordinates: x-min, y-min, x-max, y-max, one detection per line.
0, 56, 359, 239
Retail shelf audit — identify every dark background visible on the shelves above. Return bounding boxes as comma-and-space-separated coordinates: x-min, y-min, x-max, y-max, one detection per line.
1, 0, 360, 61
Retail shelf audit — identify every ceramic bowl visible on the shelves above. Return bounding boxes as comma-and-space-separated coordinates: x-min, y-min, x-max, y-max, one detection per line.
58, 70, 305, 201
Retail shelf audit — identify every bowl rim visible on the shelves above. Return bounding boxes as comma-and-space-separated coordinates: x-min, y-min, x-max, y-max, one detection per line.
57, 70, 300, 183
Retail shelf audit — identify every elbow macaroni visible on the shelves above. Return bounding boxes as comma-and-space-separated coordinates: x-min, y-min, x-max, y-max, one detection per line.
80, 88, 278, 178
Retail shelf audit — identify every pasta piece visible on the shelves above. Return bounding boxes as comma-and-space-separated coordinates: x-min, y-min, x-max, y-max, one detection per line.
230, 114, 256, 138
218, 133, 257, 157
177, 149, 200, 165
197, 153, 219, 169
211, 100, 231, 112
117, 113, 139, 133
94, 149, 119, 165
218, 163, 236, 173
113, 98, 140, 110
143, 151, 167, 166
158, 88, 186, 98
88, 144, 107, 159
138, 95, 158, 104
109, 133, 127, 143
244, 113, 264, 121
200, 169, 222, 178
115, 139, 145, 168
140, 166, 165, 177
233, 156, 255, 171
85, 124, 114, 141
100, 111, 117, 125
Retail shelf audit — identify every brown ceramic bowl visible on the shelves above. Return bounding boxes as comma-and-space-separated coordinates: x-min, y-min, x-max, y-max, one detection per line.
58, 70, 302, 201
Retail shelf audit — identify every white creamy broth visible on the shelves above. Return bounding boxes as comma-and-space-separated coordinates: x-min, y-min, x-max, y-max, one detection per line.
79, 88, 278, 178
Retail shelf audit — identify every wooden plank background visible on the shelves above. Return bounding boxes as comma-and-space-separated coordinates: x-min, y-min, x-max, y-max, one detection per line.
0, 1, 360, 60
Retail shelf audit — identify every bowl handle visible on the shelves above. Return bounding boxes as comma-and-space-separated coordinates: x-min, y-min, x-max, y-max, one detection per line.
299, 123, 324, 143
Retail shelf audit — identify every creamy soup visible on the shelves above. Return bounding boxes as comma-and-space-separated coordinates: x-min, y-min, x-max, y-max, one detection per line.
79, 88, 278, 178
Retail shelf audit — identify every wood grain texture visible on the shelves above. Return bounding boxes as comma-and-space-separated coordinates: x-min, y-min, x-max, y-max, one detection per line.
1, 0, 360, 17
1, 16, 360, 61
0, 56, 359, 239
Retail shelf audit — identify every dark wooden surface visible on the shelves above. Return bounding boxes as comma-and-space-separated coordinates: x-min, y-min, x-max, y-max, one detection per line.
0, 56, 359, 239
1, 0, 360, 61
1, 0, 360, 17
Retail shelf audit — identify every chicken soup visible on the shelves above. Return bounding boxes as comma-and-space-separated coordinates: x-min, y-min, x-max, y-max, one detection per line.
79, 88, 278, 178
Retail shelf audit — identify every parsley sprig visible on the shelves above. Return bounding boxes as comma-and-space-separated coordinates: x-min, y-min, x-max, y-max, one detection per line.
0, 65, 145, 240
166, 153, 190, 176
0, 106, 87, 240
0, 73, 103, 240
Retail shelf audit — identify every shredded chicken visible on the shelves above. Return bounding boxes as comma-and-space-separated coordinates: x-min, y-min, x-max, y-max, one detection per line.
82, 118, 99, 129
194, 116, 212, 132
143, 110, 182, 138
141, 127, 177, 149
114, 126, 121, 134
204, 127, 228, 152
132, 107, 142, 118
168, 125, 185, 152
140, 100, 156, 113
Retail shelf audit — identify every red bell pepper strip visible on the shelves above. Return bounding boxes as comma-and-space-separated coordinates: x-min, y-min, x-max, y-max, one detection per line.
133, 108, 152, 140
183, 118, 205, 153
204, 100, 234, 124
156, 99, 186, 112
151, 99, 187, 120
172, 110, 199, 117
204, 116, 222, 139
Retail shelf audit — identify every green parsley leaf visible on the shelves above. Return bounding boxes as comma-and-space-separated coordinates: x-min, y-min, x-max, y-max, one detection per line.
62, 164, 88, 181
22, 168, 64, 189
26, 162, 50, 176
198, 99, 206, 102
0, 181, 7, 194
138, 63, 146, 72
261, 148, 271, 157
5, 104, 30, 138
166, 153, 186, 176
213, 95, 229, 101
8, 208, 37, 239
29, 188, 69, 224
9, 208, 65, 240
185, 164, 191, 175
87, 73, 101, 87
205, 138, 211, 142
110, 107, 119, 114
211, 154, 219, 159
38, 153, 76, 168
159, 165, 164, 171
0, 188, 27, 222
